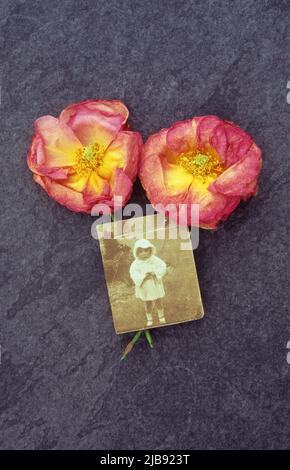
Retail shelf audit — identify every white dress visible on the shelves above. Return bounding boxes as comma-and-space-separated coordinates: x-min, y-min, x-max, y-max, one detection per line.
130, 255, 166, 301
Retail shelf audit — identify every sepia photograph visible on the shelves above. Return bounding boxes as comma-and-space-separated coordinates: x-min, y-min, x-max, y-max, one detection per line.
98, 216, 204, 334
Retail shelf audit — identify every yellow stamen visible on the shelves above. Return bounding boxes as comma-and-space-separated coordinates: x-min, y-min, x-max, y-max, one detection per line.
73, 142, 104, 176
177, 152, 224, 180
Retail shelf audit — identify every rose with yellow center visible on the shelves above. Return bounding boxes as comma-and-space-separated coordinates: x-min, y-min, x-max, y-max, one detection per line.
28, 100, 143, 213
140, 116, 262, 228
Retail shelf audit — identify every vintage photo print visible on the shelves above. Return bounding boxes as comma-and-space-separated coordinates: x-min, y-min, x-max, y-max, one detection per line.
97, 215, 204, 334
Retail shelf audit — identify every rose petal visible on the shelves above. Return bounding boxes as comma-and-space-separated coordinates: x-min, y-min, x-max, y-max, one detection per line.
92, 169, 133, 213
169, 175, 239, 229
191, 188, 240, 229
111, 169, 133, 207
59, 100, 128, 149
162, 159, 193, 195
143, 128, 176, 162
61, 99, 129, 124
140, 154, 190, 206
209, 123, 228, 165
34, 116, 81, 169
61, 172, 89, 192
33, 174, 91, 213
167, 119, 197, 154
139, 153, 168, 203
98, 131, 142, 181
27, 135, 70, 179
83, 172, 110, 205
210, 144, 262, 198
197, 115, 222, 151
223, 121, 253, 166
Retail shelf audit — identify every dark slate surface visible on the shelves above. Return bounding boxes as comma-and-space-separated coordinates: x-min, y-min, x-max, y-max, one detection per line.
0, 0, 289, 450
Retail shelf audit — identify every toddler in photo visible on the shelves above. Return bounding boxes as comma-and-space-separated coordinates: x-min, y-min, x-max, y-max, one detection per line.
129, 239, 167, 327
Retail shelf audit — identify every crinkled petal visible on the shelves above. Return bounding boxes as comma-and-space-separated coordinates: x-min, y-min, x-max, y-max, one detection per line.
209, 122, 228, 165
59, 100, 128, 149
33, 174, 91, 213
140, 154, 190, 206
27, 135, 71, 179
61, 99, 129, 122
189, 184, 240, 229
83, 172, 110, 205
139, 153, 169, 203
167, 119, 197, 154
143, 128, 176, 162
210, 144, 262, 198
91, 169, 133, 214
34, 116, 81, 168
197, 115, 222, 150
162, 159, 193, 195
61, 172, 89, 192
223, 120, 253, 166
110, 169, 133, 206
98, 131, 142, 180
140, 151, 240, 228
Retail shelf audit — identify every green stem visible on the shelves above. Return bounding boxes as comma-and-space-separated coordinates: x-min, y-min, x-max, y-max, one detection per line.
121, 330, 143, 360
132, 330, 143, 345
145, 329, 154, 348
121, 328, 154, 360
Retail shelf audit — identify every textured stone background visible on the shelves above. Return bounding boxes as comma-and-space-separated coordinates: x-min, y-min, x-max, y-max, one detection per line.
1, 0, 289, 450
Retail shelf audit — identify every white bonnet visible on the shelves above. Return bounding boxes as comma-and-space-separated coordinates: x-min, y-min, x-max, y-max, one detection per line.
133, 239, 156, 258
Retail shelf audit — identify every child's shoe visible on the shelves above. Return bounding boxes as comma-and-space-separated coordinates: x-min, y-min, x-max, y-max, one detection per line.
157, 310, 166, 324
146, 313, 153, 327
